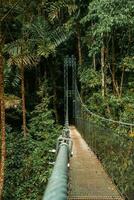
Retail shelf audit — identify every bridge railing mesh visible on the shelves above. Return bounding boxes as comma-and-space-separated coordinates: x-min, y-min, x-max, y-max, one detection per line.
74, 86, 134, 200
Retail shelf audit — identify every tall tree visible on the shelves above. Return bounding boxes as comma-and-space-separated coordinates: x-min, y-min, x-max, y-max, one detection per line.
6, 38, 36, 136
82, 0, 134, 96
0, 53, 6, 199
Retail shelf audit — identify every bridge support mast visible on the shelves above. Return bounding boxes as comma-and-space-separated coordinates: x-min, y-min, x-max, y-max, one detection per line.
64, 56, 69, 128
64, 56, 76, 127
71, 56, 76, 122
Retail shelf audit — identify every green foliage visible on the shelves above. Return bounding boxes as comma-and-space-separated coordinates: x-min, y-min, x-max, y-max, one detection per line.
4, 39, 37, 68
28, 97, 57, 139
28, 16, 72, 58
48, 0, 77, 22
79, 71, 134, 200
123, 56, 134, 71
4, 96, 61, 200
79, 68, 101, 89
79, 103, 134, 199
81, 0, 134, 56
2, 0, 134, 199
4, 63, 20, 94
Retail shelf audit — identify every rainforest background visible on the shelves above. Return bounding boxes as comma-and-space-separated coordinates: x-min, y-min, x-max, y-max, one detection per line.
0, 0, 134, 199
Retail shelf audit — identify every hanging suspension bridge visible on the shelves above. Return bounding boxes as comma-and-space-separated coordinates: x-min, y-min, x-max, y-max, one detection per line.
42, 56, 134, 200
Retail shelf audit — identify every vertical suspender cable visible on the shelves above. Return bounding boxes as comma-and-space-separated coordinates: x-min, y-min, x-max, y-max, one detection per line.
42, 56, 74, 200
64, 56, 69, 128
71, 55, 76, 122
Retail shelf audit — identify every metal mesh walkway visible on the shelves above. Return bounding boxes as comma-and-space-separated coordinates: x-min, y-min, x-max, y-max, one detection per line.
69, 126, 124, 200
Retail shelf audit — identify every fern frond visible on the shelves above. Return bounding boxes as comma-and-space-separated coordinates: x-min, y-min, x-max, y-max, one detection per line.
48, 0, 77, 22
5, 39, 38, 68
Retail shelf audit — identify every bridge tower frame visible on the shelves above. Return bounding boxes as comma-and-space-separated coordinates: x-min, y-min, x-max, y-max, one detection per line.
64, 55, 76, 127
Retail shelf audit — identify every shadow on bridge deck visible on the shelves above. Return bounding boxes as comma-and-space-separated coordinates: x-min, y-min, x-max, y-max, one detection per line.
69, 126, 124, 200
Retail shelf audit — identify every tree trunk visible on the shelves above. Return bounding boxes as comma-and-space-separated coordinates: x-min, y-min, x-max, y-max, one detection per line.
0, 53, 6, 199
101, 45, 105, 98
20, 59, 27, 137
128, 26, 131, 54
77, 25, 82, 66
93, 54, 96, 70
49, 63, 59, 123
119, 66, 125, 98
0, 101, 1, 130
111, 35, 117, 94
53, 87, 59, 123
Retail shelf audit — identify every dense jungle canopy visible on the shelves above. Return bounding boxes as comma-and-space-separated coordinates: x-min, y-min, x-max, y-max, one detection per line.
0, 0, 134, 199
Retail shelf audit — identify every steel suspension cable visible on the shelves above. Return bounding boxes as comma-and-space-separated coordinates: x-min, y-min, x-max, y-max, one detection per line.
74, 81, 131, 200
75, 84, 134, 127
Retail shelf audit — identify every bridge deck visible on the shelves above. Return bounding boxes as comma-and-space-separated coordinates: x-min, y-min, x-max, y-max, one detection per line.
69, 126, 124, 200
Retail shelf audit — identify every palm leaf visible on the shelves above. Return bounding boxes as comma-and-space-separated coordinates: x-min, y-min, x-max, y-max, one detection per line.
48, 0, 77, 22
4, 63, 20, 90
4, 39, 38, 68
29, 16, 72, 57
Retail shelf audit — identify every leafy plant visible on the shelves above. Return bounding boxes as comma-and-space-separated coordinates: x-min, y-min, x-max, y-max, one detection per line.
4, 95, 61, 200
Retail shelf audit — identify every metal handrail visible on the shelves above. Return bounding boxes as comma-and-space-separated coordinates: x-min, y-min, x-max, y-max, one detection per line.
42, 142, 70, 200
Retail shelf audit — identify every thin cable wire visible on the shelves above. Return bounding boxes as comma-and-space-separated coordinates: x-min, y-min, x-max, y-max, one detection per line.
75, 82, 131, 200
76, 84, 134, 127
